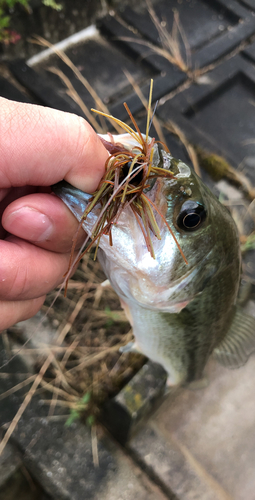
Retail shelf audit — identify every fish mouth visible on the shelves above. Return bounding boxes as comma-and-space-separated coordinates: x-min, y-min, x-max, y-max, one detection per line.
122, 246, 218, 313
128, 270, 197, 313
139, 297, 193, 314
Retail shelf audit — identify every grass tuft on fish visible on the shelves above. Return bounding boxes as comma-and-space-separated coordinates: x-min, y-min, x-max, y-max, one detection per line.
52, 101, 255, 387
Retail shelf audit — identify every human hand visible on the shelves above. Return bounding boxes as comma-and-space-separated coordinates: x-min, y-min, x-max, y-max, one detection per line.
0, 97, 108, 330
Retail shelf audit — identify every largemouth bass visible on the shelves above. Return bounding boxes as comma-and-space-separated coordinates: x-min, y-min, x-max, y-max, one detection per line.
53, 133, 255, 386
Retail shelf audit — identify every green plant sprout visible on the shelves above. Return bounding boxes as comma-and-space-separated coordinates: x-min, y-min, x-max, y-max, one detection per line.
241, 233, 255, 253
65, 392, 95, 427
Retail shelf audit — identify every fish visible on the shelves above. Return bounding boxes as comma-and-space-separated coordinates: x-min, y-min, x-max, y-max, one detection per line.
52, 133, 255, 386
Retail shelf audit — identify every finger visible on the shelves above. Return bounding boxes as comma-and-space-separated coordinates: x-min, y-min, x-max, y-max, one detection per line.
0, 97, 108, 192
0, 296, 45, 332
0, 236, 76, 301
2, 192, 86, 253
0, 186, 39, 236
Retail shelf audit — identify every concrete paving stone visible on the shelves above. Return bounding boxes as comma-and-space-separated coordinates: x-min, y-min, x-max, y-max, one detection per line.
162, 54, 255, 185
102, 361, 167, 445
240, 0, 255, 10
129, 352, 255, 500
0, 442, 21, 488
12, 412, 169, 500
129, 420, 225, 500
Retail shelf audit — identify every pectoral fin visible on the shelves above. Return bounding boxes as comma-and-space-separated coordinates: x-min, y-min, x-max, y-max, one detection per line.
119, 341, 142, 354
213, 307, 255, 368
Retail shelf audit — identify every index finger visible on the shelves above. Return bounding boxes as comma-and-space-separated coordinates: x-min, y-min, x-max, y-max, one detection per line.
0, 97, 108, 192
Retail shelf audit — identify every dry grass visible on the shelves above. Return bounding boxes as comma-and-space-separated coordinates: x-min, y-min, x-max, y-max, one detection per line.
117, 1, 255, 108
124, 69, 167, 145
119, 0, 190, 74
146, 0, 190, 72
0, 252, 146, 455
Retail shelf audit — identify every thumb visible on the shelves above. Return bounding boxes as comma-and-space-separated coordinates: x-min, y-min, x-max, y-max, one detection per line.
0, 97, 108, 192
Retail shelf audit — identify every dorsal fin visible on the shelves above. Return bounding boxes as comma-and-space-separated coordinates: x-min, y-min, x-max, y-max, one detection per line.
213, 307, 255, 369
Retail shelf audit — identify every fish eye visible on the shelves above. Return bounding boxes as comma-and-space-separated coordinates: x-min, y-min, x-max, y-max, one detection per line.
177, 201, 206, 231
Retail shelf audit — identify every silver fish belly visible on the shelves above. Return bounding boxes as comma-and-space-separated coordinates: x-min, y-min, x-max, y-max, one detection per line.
53, 138, 255, 386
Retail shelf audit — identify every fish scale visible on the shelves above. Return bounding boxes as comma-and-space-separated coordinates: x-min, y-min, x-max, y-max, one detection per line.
126, 303, 189, 385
